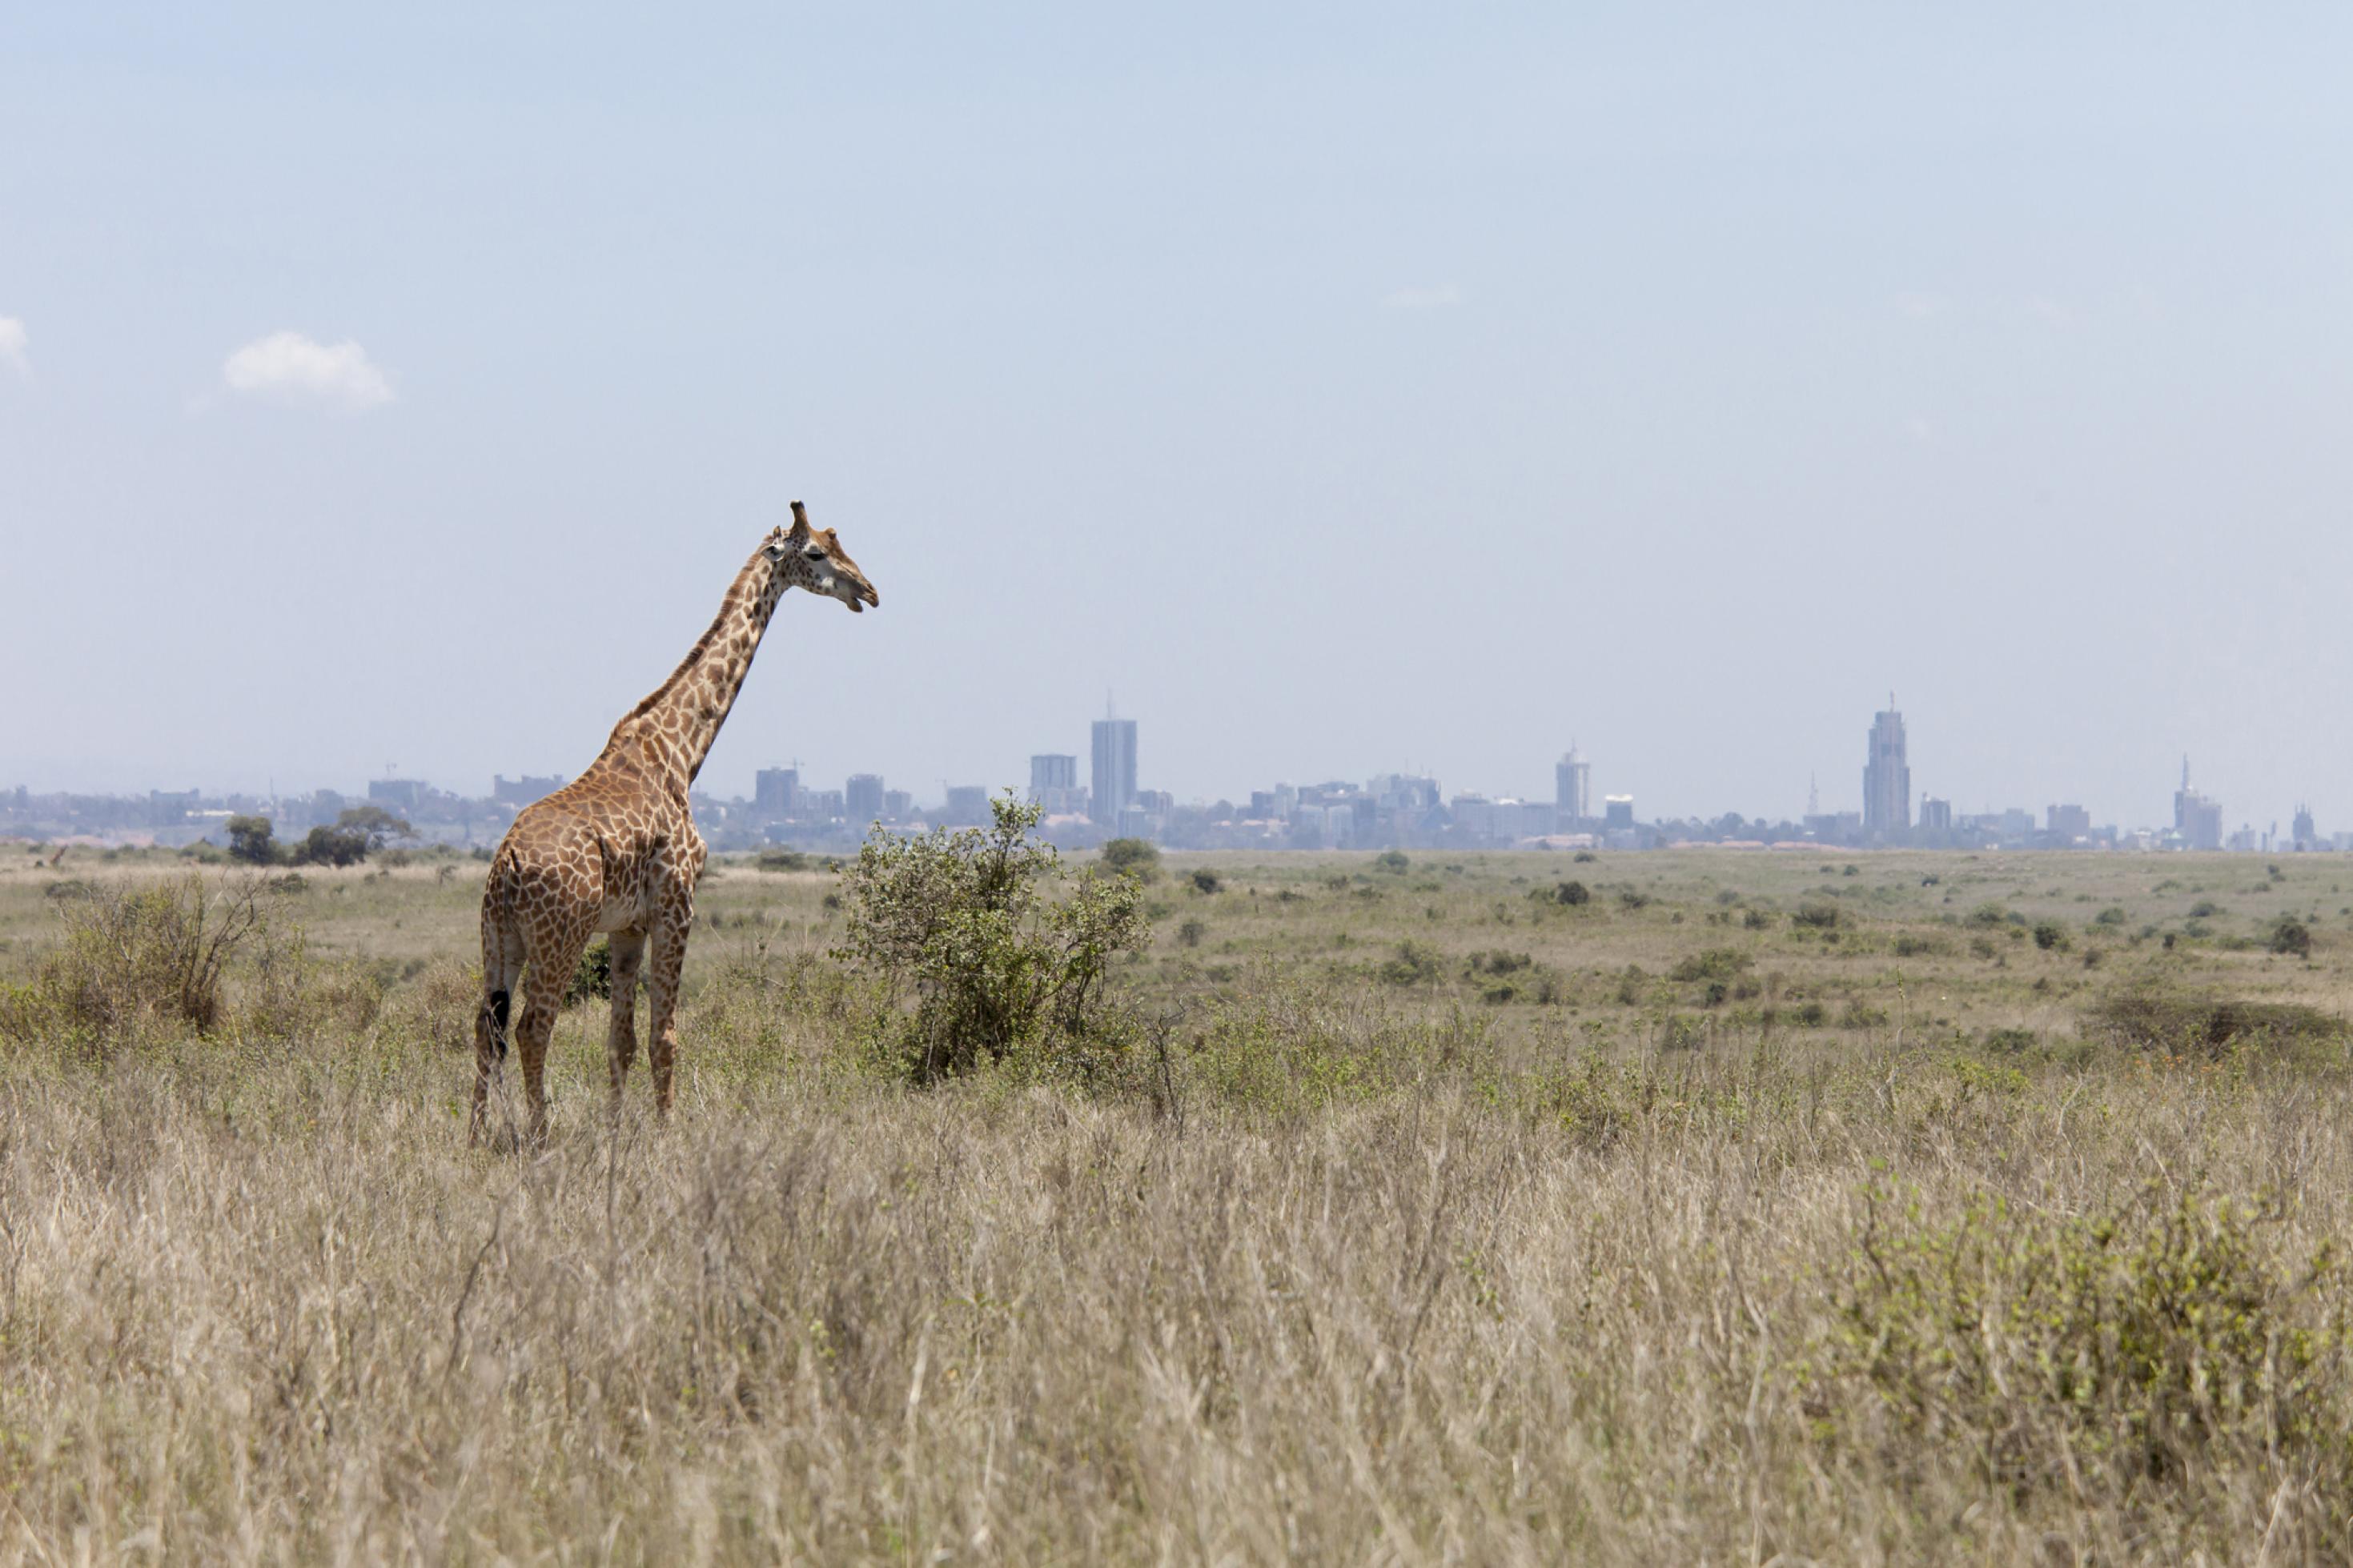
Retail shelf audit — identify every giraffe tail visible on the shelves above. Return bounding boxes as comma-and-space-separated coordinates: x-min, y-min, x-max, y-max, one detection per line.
479, 846, 524, 1061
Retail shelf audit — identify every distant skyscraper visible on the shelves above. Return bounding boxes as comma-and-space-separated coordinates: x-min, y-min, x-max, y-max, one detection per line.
1090, 699, 1138, 826
845, 773, 885, 824
1555, 743, 1591, 824
754, 767, 799, 817
2294, 804, 2317, 850
1862, 697, 1910, 841
1919, 796, 1953, 833
2174, 757, 2223, 850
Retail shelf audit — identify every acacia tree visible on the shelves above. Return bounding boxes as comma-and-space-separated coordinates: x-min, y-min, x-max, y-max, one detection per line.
836, 793, 1150, 1081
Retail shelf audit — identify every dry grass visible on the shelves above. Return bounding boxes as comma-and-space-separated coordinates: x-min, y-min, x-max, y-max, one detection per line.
5, 849, 2353, 1561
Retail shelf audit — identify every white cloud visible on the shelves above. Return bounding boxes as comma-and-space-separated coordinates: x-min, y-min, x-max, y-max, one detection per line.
1381, 283, 1463, 311
0, 317, 26, 376
221, 331, 393, 411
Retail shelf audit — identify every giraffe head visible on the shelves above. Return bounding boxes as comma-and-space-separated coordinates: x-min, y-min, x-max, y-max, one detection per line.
765, 499, 879, 613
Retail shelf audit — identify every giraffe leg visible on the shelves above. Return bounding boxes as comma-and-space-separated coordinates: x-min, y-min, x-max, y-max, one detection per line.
515, 945, 577, 1149
646, 918, 689, 1119
604, 928, 647, 1115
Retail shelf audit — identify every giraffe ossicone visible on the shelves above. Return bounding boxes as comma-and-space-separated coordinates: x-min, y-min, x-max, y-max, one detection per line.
470, 503, 878, 1146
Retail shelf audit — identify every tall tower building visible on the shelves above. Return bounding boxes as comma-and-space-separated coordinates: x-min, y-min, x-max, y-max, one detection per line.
2174, 756, 2223, 850
1090, 697, 1138, 827
1861, 696, 1910, 841
845, 773, 885, 824
1555, 743, 1591, 825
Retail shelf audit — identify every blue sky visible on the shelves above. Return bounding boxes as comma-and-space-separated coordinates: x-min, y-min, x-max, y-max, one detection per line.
4, 4, 2351, 831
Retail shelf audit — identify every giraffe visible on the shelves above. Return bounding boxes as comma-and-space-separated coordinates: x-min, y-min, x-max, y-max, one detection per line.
470, 501, 878, 1145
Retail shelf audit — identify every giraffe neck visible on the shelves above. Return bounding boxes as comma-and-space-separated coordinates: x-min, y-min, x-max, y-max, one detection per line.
609, 547, 788, 792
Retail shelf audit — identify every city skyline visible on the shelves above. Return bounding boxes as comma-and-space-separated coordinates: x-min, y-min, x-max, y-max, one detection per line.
6, 694, 2325, 857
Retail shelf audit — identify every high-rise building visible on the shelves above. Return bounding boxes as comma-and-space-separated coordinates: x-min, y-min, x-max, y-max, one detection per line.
2174, 757, 2223, 850
1090, 701, 1138, 826
1556, 743, 1591, 825
2046, 803, 2092, 842
943, 785, 990, 825
1862, 698, 1909, 841
1030, 754, 1077, 796
1603, 795, 1636, 829
754, 767, 799, 818
2294, 804, 2319, 850
1918, 796, 1953, 833
845, 773, 885, 824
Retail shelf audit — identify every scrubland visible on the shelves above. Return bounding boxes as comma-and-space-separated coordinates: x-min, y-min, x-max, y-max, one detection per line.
6, 842, 2353, 1562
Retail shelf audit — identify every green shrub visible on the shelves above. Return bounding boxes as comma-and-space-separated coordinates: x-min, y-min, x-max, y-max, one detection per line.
2086, 977, 2346, 1056
1793, 901, 1841, 930
1177, 918, 1206, 948
756, 848, 812, 872
1668, 948, 1752, 983
1190, 868, 1222, 894
1966, 902, 2013, 928
1811, 1182, 2351, 1509
568, 939, 612, 1004
0, 874, 277, 1044
2031, 920, 2069, 952
2270, 917, 2314, 959
2094, 905, 2128, 926
1098, 837, 1161, 883
1890, 934, 1941, 957
1553, 880, 1590, 906
1373, 849, 1410, 874
838, 795, 1150, 1082
1378, 941, 1445, 987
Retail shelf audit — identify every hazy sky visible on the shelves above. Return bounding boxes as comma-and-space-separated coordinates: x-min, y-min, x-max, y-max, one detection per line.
5, 4, 2351, 832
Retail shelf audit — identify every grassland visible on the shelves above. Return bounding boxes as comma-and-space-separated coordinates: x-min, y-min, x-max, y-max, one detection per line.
6, 842, 2353, 1562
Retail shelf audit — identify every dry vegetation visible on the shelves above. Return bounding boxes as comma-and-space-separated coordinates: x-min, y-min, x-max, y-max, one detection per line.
6, 843, 2353, 1561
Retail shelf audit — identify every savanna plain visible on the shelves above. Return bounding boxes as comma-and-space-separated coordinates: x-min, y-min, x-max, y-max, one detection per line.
7, 839, 2353, 1563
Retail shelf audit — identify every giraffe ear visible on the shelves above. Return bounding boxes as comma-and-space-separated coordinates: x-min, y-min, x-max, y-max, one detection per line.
786, 500, 812, 543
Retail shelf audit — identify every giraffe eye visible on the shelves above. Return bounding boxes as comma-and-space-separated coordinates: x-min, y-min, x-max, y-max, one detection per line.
802, 546, 826, 560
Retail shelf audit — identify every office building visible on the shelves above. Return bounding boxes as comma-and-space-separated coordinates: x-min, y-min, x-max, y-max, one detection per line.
845, 774, 885, 824
1556, 744, 1592, 825
2174, 758, 2223, 850
1090, 706, 1138, 826
1862, 699, 1909, 841
754, 767, 800, 818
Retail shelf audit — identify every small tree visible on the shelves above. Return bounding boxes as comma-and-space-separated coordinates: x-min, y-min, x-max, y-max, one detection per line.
225, 815, 278, 865
837, 794, 1150, 1081
1098, 836, 1161, 883
335, 805, 414, 850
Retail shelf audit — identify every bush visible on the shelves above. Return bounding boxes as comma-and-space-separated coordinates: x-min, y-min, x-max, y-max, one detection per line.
2086, 978, 2346, 1057
2031, 920, 2069, 952
2269, 917, 2314, 959
568, 939, 612, 1003
757, 848, 812, 872
1377, 941, 1445, 987
1813, 1182, 2351, 1510
1553, 880, 1590, 907
0, 874, 276, 1043
1190, 868, 1221, 894
1793, 901, 1841, 930
837, 795, 1150, 1081
1373, 849, 1410, 875
1668, 948, 1752, 983
1098, 837, 1161, 883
